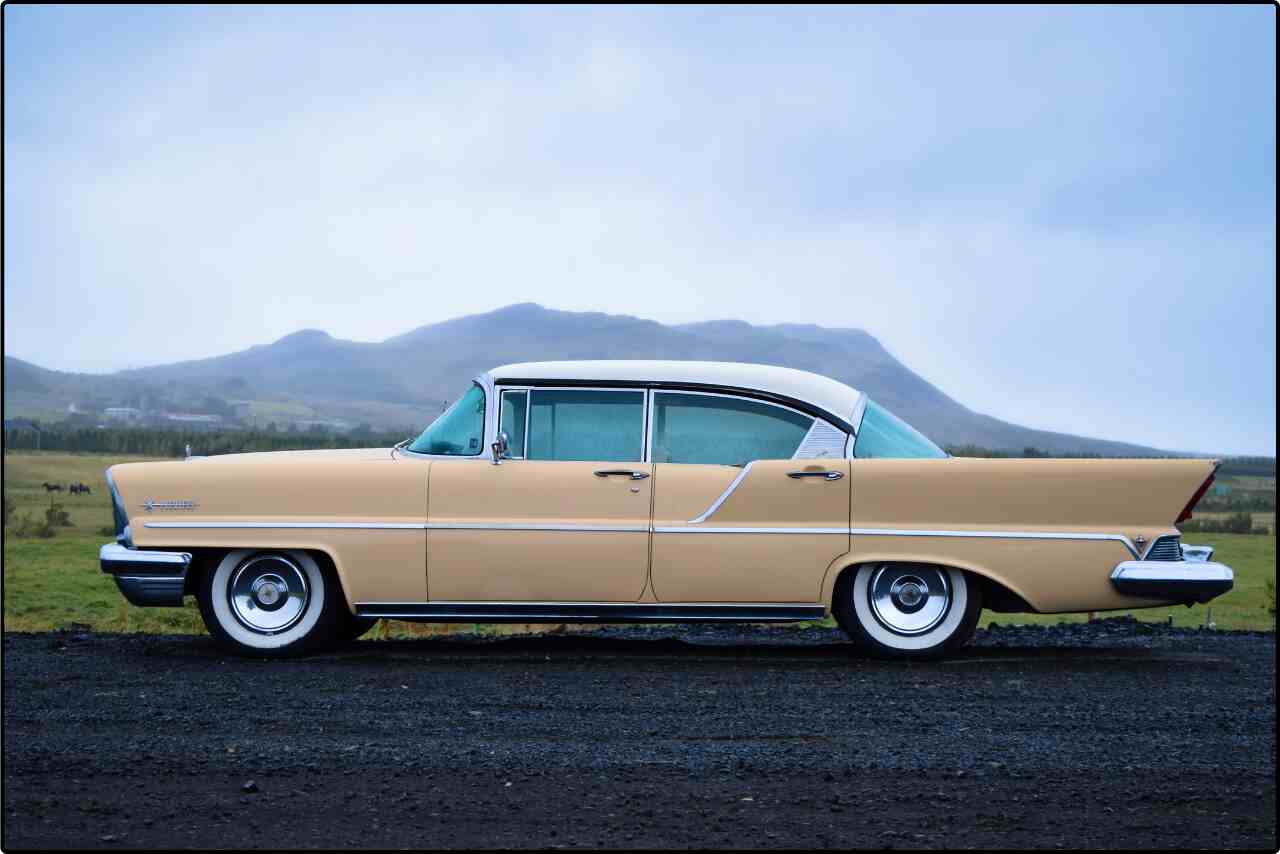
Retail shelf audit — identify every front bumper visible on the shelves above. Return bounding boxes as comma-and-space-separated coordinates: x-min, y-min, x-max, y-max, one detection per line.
1110, 560, 1234, 604
100, 542, 191, 607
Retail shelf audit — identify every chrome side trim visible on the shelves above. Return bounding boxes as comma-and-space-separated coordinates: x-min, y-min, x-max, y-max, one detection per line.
141, 521, 647, 533
429, 522, 648, 532
355, 601, 825, 623
655, 526, 847, 535
143, 521, 425, 529
849, 527, 1143, 559
359, 600, 820, 607
687, 461, 756, 523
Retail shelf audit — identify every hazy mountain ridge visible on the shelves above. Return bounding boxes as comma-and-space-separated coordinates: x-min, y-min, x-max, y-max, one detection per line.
5, 303, 1167, 455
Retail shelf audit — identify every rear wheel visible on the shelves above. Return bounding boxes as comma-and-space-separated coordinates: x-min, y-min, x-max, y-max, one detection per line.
834, 563, 981, 659
198, 549, 343, 657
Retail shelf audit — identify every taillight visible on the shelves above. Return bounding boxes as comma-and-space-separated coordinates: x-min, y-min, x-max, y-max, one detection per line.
1176, 471, 1216, 524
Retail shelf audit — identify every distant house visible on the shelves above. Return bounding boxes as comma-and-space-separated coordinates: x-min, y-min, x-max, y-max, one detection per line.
162, 413, 222, 424
104, 406, 143, 421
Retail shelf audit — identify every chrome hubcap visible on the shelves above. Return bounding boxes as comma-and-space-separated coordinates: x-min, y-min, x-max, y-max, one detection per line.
869, 565, 951, 635
229, 555, 310, 634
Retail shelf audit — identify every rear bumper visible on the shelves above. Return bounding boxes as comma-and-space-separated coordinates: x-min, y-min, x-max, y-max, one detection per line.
1110, 560, 1234, 604
100, 542, 191, 607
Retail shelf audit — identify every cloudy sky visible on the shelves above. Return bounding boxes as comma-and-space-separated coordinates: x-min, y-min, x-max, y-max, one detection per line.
4, 6, 1275, 454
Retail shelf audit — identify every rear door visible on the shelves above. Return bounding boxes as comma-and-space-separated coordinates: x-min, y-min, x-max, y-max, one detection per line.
648, 391, 850, 602
426, 388, 652, 602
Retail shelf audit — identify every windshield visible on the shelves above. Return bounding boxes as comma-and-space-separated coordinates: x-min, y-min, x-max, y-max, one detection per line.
408, 383, 486, 456
853, 399, 947, 459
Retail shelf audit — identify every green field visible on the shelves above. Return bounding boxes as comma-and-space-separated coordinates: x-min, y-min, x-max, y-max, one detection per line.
3, 451, 1275, 634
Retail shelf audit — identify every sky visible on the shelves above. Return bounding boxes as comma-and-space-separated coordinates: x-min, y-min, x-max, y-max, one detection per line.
3, 5, 1275, 455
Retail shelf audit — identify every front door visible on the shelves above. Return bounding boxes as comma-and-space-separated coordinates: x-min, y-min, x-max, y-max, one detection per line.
426, 388, 651, 601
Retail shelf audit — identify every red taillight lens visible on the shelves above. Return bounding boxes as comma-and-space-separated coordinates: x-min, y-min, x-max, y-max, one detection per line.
1176, 472, 1216, 524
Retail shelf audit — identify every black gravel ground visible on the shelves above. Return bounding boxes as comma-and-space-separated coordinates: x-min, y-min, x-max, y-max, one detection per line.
2, 618, 1275, 850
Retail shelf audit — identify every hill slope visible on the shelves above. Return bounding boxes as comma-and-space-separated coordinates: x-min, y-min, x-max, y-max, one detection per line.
4, 303, 1163, 454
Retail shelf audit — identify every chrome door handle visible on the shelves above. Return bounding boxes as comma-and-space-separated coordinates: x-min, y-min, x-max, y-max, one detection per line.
594, 469, 650, 480
787, 469, 844, 480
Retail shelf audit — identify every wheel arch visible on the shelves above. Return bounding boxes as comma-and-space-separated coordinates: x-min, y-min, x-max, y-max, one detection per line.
183, 545, 358, 615
821, 552, 1038, 614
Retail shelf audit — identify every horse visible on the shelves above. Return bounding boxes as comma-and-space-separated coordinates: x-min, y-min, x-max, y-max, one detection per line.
69, 482, 92, 495
42, 482, 63, 493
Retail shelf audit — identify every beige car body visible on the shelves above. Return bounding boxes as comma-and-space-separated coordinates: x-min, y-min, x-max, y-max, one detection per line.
103, 361, 1226, 624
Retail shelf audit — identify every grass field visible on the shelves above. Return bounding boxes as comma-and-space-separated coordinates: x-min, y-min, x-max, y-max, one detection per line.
3, 451, 1275, 634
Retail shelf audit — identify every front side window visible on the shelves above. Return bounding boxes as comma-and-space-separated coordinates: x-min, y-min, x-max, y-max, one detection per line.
852, 399, 947, 459
408, 383, 486, 456
652, 392, 813, 465
527, 389, 645, 462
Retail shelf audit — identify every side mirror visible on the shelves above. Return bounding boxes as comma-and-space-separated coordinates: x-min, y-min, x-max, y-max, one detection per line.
490, 430, 510, 465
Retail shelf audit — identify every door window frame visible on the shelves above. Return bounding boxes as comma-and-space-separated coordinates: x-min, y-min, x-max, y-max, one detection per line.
496, 386, 651, 462
494, 383, 844, 464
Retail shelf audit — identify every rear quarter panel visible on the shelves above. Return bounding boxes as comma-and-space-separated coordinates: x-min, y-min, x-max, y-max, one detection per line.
824, 457, 1216, 612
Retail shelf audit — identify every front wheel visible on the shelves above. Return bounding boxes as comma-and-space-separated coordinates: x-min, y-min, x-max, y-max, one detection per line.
198, 550, 344, 657
833, 563, 981, 659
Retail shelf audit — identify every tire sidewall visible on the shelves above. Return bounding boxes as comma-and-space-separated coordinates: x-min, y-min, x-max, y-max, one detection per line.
838, 563, 981, 659
199, 549, 337, 657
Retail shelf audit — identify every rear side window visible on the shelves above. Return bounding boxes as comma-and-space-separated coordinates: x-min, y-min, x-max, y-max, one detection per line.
527, 389, 645, 462
652, 392, 813, 465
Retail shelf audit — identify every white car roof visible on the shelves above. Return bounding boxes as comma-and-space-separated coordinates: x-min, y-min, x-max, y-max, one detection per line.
487, 360, 865, 427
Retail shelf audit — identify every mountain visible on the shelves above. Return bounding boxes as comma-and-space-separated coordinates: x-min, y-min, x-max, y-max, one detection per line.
4, 303, 1164, 455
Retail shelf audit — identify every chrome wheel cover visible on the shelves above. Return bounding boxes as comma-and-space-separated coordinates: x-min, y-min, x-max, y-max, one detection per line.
867, 564, 951, 636
228, 554, 310, 634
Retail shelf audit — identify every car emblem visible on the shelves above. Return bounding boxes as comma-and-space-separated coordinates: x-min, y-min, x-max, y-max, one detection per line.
141, 499, 198, 512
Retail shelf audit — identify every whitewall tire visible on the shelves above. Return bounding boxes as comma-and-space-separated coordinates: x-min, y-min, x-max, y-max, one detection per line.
834, 563, 982, 659
198, 549, 343, 657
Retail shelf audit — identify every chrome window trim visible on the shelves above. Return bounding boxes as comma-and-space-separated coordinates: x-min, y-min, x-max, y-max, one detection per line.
794, 418, 847, 459
498, 388, 530, 459
499, 377, 858, 435
850, 527, 1143, 559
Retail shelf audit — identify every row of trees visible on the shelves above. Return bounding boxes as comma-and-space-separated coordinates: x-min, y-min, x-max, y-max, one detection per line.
1179, 511, 1272, 536
3, 426, 411, 457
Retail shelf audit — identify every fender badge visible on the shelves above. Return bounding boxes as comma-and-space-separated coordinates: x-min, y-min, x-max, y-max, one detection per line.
141, 499, 198, 512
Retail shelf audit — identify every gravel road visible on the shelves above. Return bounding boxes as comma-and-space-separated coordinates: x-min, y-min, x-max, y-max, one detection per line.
2, 619, 1275, 849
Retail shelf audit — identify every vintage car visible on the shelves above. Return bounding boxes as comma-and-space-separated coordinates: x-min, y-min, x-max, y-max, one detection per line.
100, 360, 1233, 659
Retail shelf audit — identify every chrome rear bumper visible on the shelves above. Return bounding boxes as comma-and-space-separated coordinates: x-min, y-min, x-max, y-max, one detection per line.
1110, 560, 1234, 604
100, 542, 191, 607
